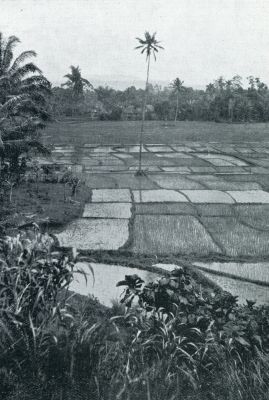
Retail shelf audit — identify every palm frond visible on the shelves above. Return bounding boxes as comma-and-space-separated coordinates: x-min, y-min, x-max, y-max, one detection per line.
2, 50, 13, 73
81, 77, 91, 85
0, 94, 29, 114
10, 62, 42, 80
63, 73, 74, 80
21, 75, 49, 85
135, 37, 146, 45
9, 51, 37, 74
21, 75, 50, 88
3, 35, 20, 52
19, 83, 50, 96
2, 35, 20, 71
19, 75, 51, 95
1, 95, 49, 121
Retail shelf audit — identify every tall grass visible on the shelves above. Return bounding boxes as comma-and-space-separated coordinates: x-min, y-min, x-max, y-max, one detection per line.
0, 227, 269, 399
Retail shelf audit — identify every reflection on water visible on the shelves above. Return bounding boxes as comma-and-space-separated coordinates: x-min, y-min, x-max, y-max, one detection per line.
203, 272, 269, 306
70, 263, 158, 307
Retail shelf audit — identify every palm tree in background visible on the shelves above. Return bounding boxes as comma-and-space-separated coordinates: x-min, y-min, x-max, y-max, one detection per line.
62, 65, 92, 99
0, 33, 51, 167
62, 66, 93, 116
171, 78, 184, 122
135, 32, 163, 175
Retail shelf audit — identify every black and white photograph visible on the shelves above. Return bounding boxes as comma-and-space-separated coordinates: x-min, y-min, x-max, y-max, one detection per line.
0, 0, 269, 398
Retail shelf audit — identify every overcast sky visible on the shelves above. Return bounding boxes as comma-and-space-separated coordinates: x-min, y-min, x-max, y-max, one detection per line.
1, 0, 269, 88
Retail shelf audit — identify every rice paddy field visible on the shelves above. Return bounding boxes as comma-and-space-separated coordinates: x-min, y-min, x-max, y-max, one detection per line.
44, 119, 269, 146
42, 119, 269, 304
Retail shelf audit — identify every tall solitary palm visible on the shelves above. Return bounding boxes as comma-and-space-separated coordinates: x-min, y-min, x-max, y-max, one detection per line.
171, 78, 184, 122
135, 32, 163, 175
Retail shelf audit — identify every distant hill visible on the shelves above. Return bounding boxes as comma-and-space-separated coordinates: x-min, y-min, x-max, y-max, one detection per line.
88, 74, 168, 90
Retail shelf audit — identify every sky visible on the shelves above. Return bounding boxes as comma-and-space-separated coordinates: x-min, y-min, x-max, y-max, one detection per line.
1, 0, 269, 88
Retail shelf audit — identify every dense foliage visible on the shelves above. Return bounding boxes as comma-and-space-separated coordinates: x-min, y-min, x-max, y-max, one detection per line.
52, 75, 269, 123
0, 33, 51, 169
0, 228, 269, 399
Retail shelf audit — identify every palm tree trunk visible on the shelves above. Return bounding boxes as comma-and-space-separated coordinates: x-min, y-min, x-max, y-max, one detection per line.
138, 55, 150, 174
175, 91, 179, 122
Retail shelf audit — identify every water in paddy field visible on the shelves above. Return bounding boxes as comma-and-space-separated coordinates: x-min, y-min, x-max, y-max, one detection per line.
70, 263, 158, 307
69, 262, 269, 307
203, 272, 269, 306
51, 142, 269, 306
195, 261, 269, 306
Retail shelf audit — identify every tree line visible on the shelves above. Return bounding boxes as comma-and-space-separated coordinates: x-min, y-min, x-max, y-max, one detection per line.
52, 72, 269, 123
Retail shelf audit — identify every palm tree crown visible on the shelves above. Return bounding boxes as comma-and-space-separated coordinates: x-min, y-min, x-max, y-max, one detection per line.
171, 78, 184, 93
0, 33, 51, 162
135, 31, 164, 60
0, 33, 51, 135
62, 66, 92, 99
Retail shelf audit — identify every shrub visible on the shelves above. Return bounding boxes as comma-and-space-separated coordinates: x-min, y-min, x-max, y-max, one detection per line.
116, 268, 269, 397
0, 226, 89, 396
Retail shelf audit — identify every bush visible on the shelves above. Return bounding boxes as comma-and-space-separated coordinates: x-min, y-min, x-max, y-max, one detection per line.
118, 269, 269, 356
0, 226, 86, 397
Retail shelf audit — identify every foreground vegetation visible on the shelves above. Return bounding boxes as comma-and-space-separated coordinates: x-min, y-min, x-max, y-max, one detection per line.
0, 227, 268, 400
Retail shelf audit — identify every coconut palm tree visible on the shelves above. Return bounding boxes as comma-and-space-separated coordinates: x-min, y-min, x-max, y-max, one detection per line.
135, 32, 163, 175
171, 78, 184, 122
0, 33, 51, 167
